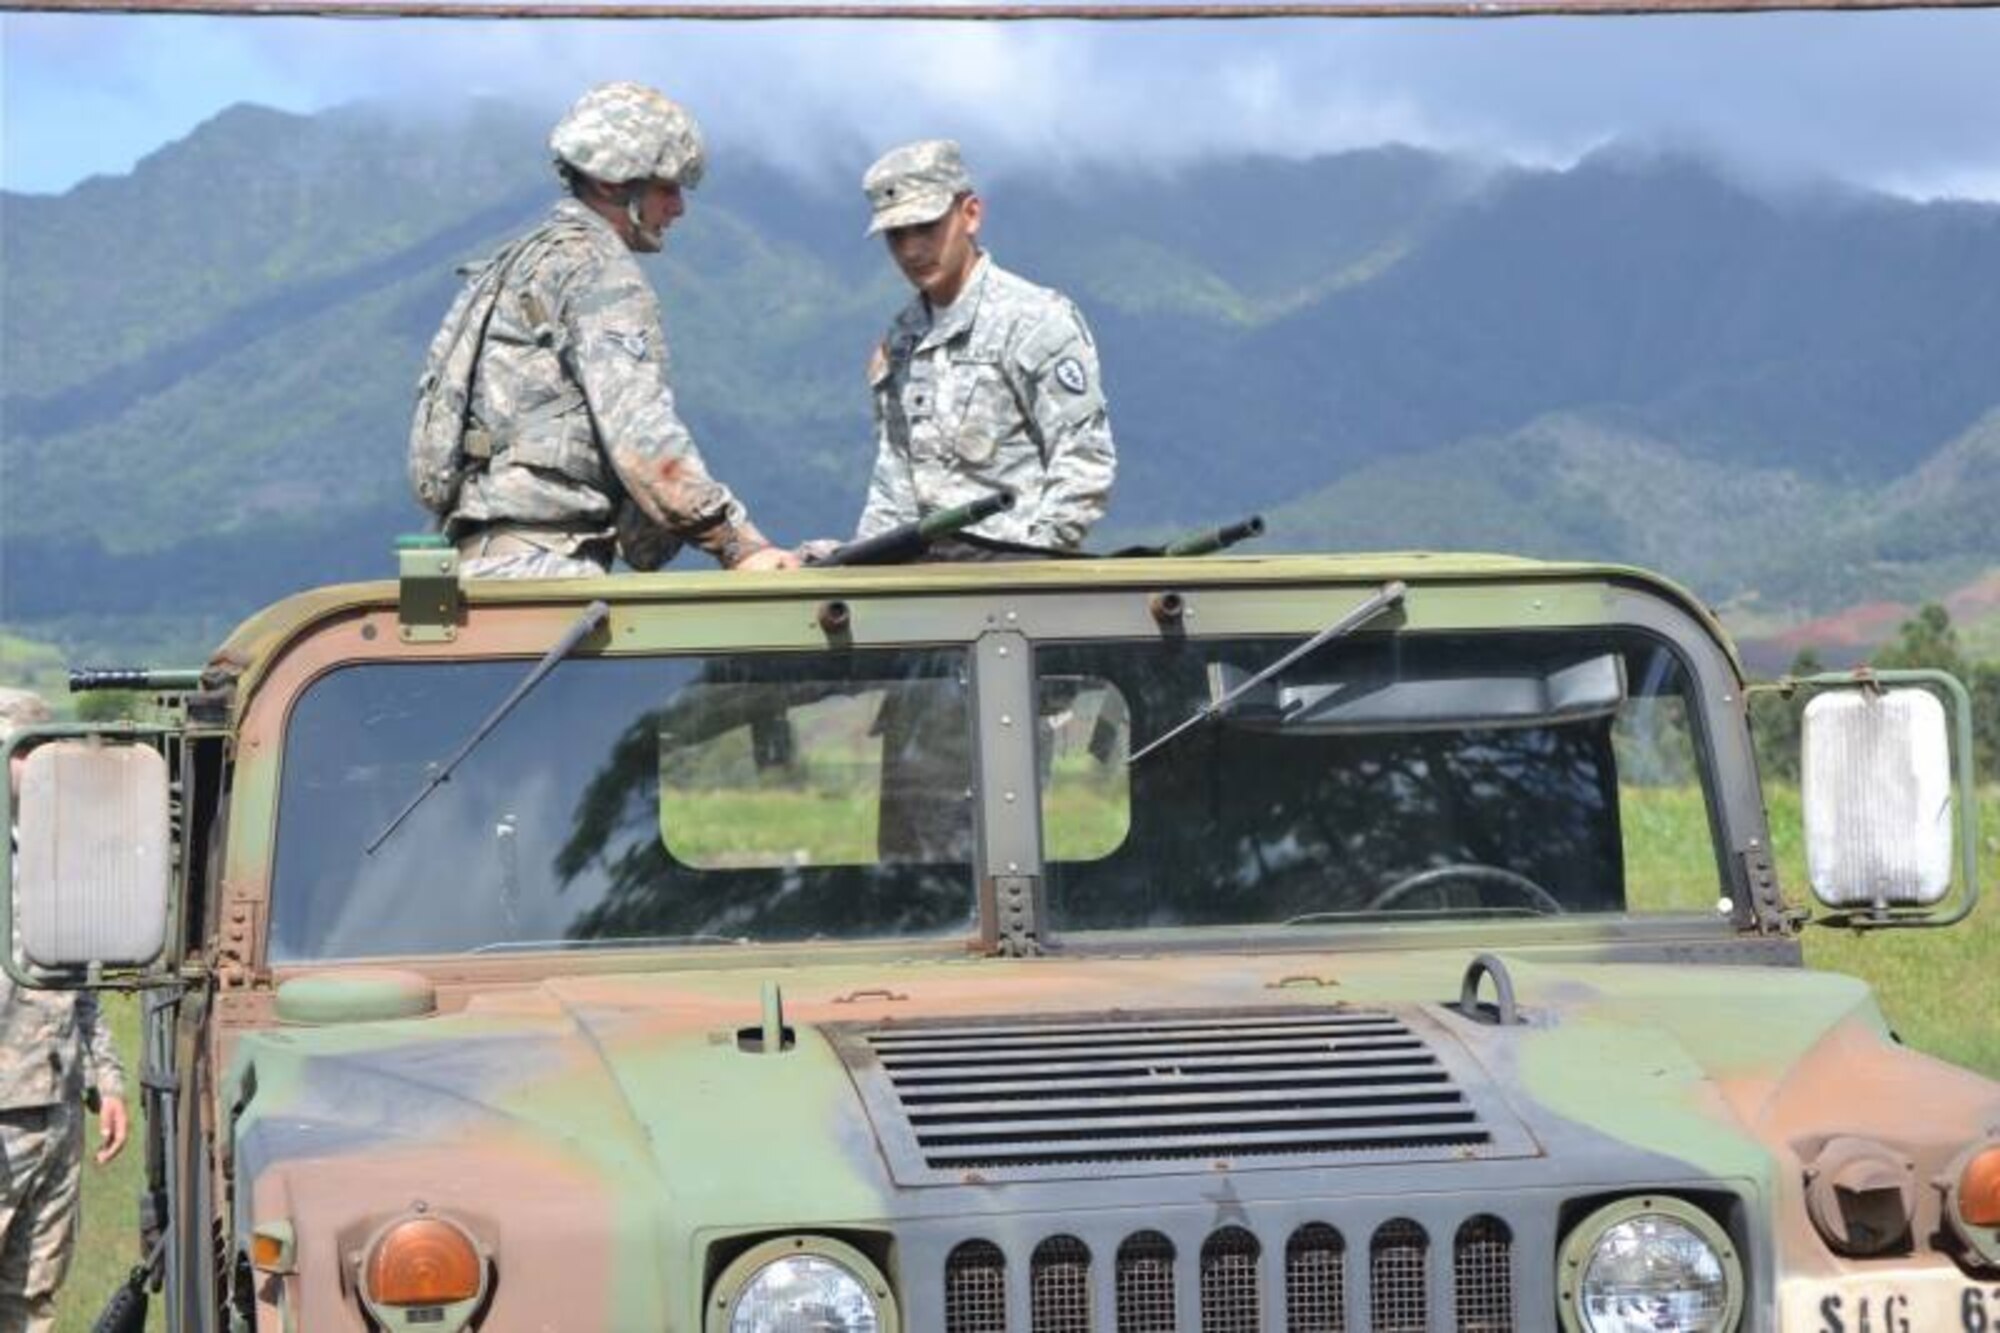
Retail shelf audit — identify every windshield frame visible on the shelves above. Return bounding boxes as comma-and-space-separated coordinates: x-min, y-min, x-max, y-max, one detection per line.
229, 563, 1771, 974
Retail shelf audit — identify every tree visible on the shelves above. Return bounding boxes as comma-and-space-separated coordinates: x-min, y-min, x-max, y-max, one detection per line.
1871, 602, 1967, 677
1863, 604, 2000, 782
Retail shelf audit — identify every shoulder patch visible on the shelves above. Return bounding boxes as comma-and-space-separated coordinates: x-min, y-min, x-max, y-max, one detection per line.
867, 340, 891, 388
1054, 356, 1089, 394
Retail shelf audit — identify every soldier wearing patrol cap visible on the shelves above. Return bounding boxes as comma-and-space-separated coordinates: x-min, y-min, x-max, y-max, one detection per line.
848, 139, 1118, 556
0, 688, 129, 1333
411, 81, 798, 578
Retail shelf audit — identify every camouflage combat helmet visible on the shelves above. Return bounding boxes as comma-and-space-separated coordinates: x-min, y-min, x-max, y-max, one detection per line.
549, 82, 707, 189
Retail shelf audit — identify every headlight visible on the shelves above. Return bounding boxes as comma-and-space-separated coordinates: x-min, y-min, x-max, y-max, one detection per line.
1557, 1196, 1742, 1333
709, 1236, 899, 1333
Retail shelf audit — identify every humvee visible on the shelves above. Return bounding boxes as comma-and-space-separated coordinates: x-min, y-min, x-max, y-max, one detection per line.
6, 547, 1999, 1333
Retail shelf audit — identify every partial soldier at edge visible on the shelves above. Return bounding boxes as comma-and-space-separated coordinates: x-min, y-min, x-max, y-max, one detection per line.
1, 688, 129, 1333
830, 139, 1118, 560
408, 82, 799, 578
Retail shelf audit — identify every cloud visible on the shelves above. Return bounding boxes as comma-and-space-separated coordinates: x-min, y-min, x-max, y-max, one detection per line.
4, 9, 1999, 197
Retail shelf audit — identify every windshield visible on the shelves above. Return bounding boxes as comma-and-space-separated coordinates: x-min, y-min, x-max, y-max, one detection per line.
270, 647, 975, 961
1034, 628, 1720, 932
271, 623, 1722, 959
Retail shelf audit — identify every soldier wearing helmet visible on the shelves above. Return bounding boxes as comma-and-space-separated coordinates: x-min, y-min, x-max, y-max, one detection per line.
1, 688, 129, 1333
411, 82, 797, 577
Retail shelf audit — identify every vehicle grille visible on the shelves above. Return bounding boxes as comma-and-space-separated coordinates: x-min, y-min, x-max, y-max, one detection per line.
1031, 1236, 1093, 1333
941, 1216, 1516, 1331
827, 1006, 1534, 1185
947, 1240, 1009, 1332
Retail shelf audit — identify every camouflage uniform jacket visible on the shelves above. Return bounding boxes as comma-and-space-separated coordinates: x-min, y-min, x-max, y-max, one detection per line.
0, 974, 123, 1110
449, 199, 770, 568
859, 254, 1116, 551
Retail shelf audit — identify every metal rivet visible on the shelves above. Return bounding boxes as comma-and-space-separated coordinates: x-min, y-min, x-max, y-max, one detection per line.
1005, 610, 1018, 623
1000, 714, 1013, 726
1004, 791, 1017, 803
1007, 861, 1020, 873
996, 645, 1010, 657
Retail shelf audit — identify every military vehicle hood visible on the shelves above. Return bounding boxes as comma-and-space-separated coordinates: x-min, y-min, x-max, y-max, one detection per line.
225, 951, 2000, 1328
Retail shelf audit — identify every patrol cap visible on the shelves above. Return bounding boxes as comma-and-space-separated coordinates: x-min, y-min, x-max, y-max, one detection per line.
0, 687, 52, 744
863, 139, 974, 237
550, 82, 707, 189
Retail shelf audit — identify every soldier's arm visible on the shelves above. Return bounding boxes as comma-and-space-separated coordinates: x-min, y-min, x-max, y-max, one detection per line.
1013, 303, 1117, 551
854, 349, 920, 541
562, 258, 775, 568
78, 991, 126, 1101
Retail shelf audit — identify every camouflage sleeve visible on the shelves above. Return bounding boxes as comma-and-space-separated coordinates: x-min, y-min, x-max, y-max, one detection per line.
78, 992, 126, 1101
854, 347, 919, 541
1012, 302, 1117, 551
561, 256, 771, 567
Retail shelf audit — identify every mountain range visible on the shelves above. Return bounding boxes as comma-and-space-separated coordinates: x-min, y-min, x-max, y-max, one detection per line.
5, 99, 2000, 670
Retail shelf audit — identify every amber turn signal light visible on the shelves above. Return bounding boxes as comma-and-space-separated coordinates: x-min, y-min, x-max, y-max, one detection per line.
364, 1216, 484, 1307
1963, 1147, 2000, 1227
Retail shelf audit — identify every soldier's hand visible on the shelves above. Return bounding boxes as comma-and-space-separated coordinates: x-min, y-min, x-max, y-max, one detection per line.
736, 546, 801, 572
796, 538, 842, 565
97, 1093, 130, 1164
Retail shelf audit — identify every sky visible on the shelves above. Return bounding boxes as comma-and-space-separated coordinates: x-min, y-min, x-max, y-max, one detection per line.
3, 7, 2000, 199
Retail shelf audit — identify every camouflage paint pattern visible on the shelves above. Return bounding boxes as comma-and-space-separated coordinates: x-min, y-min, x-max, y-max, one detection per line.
162, 553, 2000, 1331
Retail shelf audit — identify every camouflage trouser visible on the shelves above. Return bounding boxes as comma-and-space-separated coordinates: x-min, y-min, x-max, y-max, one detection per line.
0, 1103, 82, 1333
455, 529, 612, 580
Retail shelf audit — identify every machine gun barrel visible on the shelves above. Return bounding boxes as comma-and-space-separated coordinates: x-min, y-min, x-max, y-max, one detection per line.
1160, 515, 1266, 558
69, 667, 206, 694
812, 491, 1016, 567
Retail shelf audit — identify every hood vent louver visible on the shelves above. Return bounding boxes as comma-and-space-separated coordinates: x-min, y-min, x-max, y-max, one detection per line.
828, 1007, 1537, 1185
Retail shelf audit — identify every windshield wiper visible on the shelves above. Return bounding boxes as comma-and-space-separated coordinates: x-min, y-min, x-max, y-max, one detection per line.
1127, 580, 1406, 765
365, 599, 610, 855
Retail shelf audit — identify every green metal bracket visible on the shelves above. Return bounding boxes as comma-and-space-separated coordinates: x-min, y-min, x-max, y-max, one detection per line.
395, 534, 462, 644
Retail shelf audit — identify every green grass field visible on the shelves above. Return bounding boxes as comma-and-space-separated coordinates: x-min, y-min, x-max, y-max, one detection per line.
56, 787, 2000, 1329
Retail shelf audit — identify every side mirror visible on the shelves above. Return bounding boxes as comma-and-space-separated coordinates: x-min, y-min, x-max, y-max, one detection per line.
6, 739, 172, 979
1800, 678, 1977, 924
